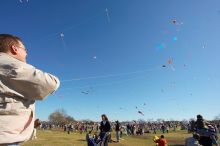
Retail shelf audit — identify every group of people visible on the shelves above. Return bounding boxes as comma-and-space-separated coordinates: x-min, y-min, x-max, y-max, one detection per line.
85, 115, 219, 146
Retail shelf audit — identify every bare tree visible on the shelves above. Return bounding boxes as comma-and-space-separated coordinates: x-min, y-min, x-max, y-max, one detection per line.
48, 108, 75, 124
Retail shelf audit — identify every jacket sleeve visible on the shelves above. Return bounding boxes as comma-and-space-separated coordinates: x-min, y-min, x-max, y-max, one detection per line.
3, 61, 60, 100
106, 121, 111, 132
99, 122, 102, 131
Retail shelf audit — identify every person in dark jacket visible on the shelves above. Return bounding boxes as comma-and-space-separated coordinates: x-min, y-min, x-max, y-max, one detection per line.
195, 115, 209, 130
99, 114, 111, 146
115, 121, 120, 142
195, 115, 216, 146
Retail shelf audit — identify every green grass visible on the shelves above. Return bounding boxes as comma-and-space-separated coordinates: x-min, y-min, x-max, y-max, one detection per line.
21, 130, 220, 146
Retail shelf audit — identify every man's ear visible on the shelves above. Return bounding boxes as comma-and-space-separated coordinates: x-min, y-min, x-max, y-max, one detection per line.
10, 45, 18, 55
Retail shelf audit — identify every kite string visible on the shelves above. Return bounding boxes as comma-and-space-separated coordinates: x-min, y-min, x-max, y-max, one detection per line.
61, 65, 161, 82
32, 10, 105, 43
56, 66, 159, 94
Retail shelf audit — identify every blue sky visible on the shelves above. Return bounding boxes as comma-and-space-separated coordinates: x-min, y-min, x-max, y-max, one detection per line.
1, 0, 220, 121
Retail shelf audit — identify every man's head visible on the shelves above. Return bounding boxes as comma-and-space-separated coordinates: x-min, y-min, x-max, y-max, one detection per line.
0, 34, 27, 62
161, 135, 164, 139
197, 114, 203, 120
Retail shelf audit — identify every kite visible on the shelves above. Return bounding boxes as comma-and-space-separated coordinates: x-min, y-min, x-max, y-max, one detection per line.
19, 0, 29, 3
202, 43, 206, 49
156, 43, 166, 51
167, 58, 173, 65
60, 32, 64, 38
171, 19, 183, 25
105, 8, 110, 23
138, 111, 144, 116
172, 19, 177, 24
81, 87, 93, 95
173, 37, 178, 42
92, 56, 106, 67
60, 32, 66, 48
81, 91, 89, 94
167, 58, 175, 71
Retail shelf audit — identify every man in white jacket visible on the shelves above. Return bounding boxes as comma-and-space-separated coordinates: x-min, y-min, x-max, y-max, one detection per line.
0, 34, 60, 146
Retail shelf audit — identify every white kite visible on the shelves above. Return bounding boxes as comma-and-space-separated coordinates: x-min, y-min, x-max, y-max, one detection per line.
60, 32, 64, 38
60, 32, 66, 48
105, 8, 110, 23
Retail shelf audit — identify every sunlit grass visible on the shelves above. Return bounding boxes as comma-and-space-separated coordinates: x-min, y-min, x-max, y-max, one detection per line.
21, 129, 220, 146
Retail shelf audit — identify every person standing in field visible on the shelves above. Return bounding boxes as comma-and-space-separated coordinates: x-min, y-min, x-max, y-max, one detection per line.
31, 119, 41, 140
0, 34, 60, 146
99, 114, 111, 146
115, 120, 120, 142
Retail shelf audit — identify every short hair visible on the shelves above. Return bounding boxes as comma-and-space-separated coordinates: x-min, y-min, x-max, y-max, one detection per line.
101, 114, 108, 121
161, 135, 164, 138
197, 114, 203, 120
0, 34, 22, 53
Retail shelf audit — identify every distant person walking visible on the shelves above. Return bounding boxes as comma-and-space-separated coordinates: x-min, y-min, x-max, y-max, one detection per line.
161, 125, 165, 133
115, 121, 120, 142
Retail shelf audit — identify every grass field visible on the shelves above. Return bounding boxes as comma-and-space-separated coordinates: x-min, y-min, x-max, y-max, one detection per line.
21, 130, 220, 146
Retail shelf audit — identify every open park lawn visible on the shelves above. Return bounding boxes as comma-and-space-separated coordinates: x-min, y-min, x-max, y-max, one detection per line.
21, 130, 220, 146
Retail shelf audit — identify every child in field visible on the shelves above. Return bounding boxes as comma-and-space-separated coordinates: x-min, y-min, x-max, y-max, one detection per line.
31, 119, 41, 140
86, 130, 102, 146
154, 135, 167, 146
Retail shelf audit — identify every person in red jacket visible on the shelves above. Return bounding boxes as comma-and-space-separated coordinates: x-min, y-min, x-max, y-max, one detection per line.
154, 135, 167, 146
